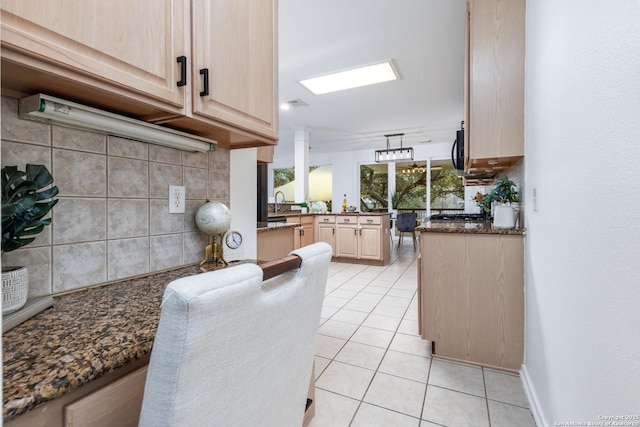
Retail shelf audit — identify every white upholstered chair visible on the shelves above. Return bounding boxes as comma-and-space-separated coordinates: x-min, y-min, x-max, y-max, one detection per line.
138, 242, 332, 427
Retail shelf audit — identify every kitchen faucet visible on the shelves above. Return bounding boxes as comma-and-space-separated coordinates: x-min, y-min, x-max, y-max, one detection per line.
274, 191, 285, 213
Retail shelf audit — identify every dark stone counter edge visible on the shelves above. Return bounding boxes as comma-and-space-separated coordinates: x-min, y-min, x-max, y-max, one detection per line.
268, 212, 391, 217
417, 224, 526, 235
256, 222, 300, 233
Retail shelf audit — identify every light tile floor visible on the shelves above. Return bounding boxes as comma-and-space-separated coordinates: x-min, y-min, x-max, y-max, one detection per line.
310, 239, 536, 427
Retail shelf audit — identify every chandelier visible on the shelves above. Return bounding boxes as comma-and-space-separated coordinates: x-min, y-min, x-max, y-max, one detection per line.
374, 133, 414, 163
401, 163, 426, 174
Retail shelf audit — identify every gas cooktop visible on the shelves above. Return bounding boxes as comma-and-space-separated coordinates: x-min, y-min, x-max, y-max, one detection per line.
427, 213, 487, 221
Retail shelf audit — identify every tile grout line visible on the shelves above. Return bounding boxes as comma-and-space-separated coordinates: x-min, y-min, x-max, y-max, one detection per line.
483, 367, 493, 427
314, 242, 424, 425
318, 244, 421, 425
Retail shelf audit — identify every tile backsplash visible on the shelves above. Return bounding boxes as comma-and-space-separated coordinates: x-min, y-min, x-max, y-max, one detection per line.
1, 96, 230, 297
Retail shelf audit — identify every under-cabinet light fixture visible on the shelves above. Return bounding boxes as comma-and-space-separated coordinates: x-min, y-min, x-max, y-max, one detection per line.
375, 133, 414, 163
19, 94, 216, 152
299, 61, 398, 95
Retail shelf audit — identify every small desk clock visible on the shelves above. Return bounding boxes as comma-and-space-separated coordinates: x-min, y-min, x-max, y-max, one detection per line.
221, 229, 245, 263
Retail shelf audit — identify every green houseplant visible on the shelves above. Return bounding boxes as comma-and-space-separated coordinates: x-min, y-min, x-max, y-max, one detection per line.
490, 175, 518, 228
491, 175, 518, 205
391, 191, 399, 210
2, 164, 58, 314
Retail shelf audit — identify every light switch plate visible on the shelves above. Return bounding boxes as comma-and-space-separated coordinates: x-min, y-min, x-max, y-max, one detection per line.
169, 185, 185, 213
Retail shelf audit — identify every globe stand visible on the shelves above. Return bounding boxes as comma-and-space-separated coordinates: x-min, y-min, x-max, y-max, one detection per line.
200, 235, 227, 266
195, 201, 232, 268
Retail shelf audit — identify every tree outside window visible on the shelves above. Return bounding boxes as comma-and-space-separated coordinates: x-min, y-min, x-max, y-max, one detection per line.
359, 163, 388, 212
395, 161, 427, 209
429, 160, 464, 212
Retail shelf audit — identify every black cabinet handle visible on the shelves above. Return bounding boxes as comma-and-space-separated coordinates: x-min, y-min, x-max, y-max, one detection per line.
177, 56, 187, 87
200, 68, 209, 96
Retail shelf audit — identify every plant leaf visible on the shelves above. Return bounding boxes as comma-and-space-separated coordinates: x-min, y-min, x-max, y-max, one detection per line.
1, 164, 58, 254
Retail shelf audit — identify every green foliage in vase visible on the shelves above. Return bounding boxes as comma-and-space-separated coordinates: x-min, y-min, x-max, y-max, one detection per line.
2, 164, 59, 254
472, 175, 518, 213
391, 191, 399, 209
492, 175, 518, 204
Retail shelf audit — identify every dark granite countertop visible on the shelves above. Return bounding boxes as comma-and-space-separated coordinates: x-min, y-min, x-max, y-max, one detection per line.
417, 220, 526, 235
256, 222, 300, 233
267, 212, 316, 218
2, 261, 244, 422
268, 212, 391, 217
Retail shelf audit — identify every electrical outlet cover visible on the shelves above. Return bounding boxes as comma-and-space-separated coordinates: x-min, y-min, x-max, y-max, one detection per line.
169, 185, 185, 213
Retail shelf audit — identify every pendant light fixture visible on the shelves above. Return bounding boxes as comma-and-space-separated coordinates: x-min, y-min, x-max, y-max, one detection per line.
374, 133, 413, 163
401, 163, 426, 174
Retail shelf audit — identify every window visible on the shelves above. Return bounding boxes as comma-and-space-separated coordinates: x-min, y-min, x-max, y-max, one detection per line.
359, 163, 388, 212
429, 160, 464, 213
273, 165, 332, 203
395, 161, 427, 210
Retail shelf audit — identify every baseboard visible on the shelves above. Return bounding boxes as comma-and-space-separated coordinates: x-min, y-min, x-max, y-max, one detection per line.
520, 364, 549, 427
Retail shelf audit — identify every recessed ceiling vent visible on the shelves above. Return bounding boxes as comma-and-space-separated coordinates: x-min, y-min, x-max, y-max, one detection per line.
280, 99, 308, 110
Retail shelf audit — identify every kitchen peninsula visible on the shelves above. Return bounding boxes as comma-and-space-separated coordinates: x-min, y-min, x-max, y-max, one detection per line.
417, 219, 525, 371
258, 212, 391, 266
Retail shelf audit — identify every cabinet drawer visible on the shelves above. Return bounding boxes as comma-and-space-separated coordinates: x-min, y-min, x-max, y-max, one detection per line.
358, 216, 381, 225
316, 215, 335, 224
336, 216, 357, 224
286, 216, 301, 224
300, 215, 314, 225
65, 365, 148, 427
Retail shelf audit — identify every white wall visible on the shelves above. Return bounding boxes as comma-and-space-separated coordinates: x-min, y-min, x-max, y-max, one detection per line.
523, 1, 640, 425
271, 141, 454, 212
230, 148, 257, 259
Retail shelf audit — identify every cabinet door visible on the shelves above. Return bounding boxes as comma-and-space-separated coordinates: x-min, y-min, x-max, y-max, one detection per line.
465, 0, 525, 175
65, 366, 148, 427
300, 224, 314, 248
335, 225, 358, 258
358, 226, 381, 260
421, 232, 524, 370
287, 217, 302, 249
191, 0, 278, 140
1, 0, 187, 111
316, 224, 335, 255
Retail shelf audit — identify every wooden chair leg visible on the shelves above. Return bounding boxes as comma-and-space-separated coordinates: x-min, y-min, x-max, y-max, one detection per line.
411, 232, 417, 251
397, 232, 403, 250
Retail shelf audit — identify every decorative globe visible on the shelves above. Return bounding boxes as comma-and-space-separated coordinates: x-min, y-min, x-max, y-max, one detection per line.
195, 201, 231, 236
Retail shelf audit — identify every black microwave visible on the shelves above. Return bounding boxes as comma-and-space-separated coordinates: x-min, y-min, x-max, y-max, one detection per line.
451, 127, 464, 172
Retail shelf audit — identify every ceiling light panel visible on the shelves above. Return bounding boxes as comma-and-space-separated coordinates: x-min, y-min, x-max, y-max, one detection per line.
299, 61, 398, 95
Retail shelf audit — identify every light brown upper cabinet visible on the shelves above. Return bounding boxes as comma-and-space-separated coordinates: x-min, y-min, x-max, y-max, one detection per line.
0, 0, 278, 149
191, 0, 277, 140
464, 0, 525, 177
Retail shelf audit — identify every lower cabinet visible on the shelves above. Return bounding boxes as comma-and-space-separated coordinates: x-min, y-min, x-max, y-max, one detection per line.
257, 227, 294, 262
288, 215, 314, 249
65, 366, 147, 427
334, 215, 389, 265
419, 231, 524, 371
335, 219, 359, 258
315, 215, 336, 255
4, 357, 150, 427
